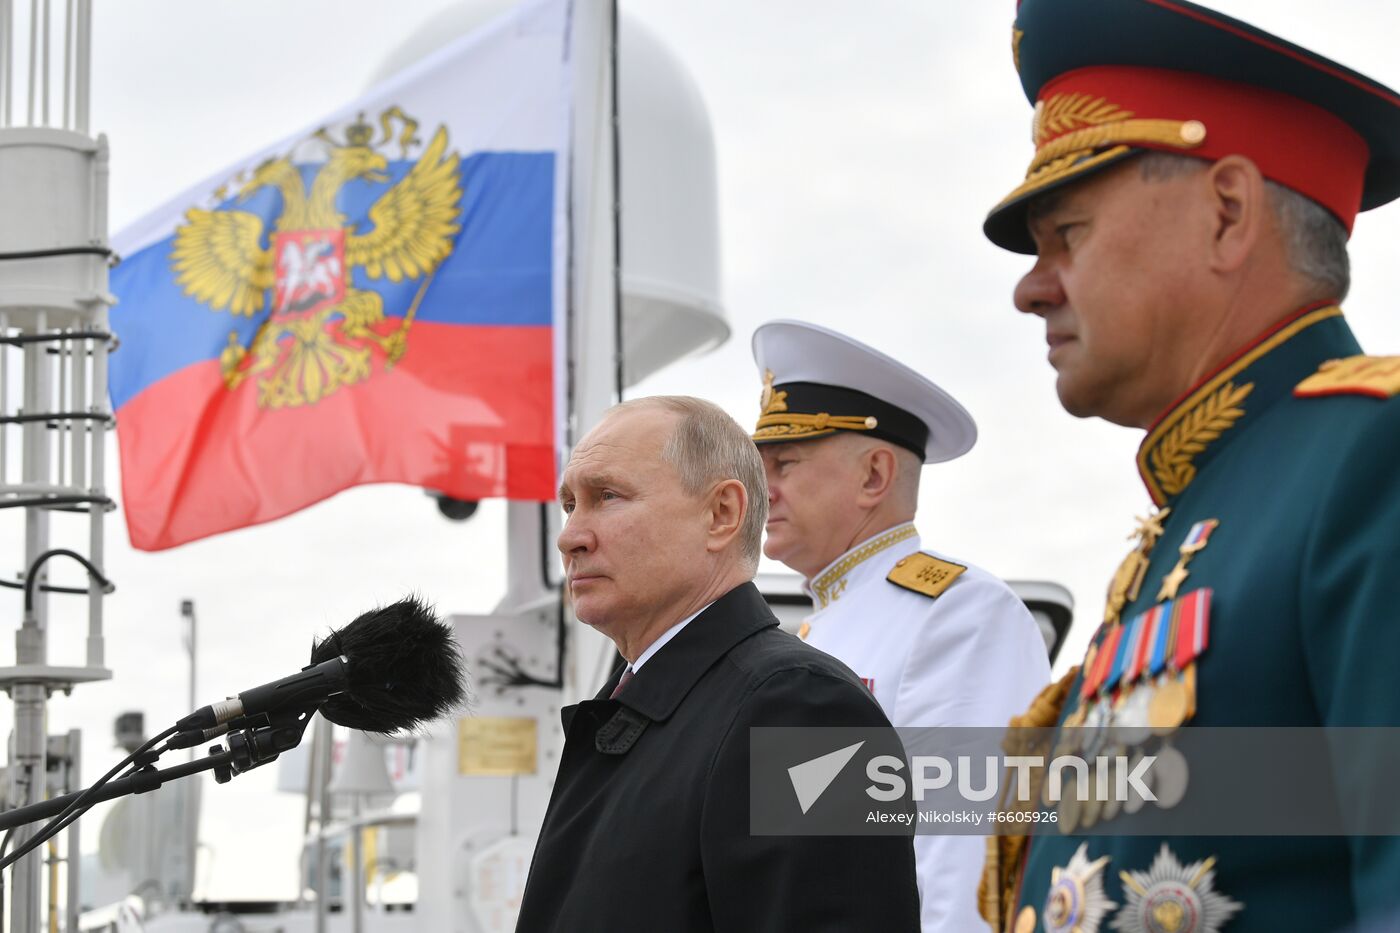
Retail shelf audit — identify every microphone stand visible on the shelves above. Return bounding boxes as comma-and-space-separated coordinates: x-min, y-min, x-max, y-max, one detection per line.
0, 749, 233, 832
0, 709, 314, 833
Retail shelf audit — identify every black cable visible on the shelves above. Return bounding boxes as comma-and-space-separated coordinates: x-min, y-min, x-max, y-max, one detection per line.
13, 802, 88, 857
0, 411, 114, 426
22, 548, 112, 615
119, 738, 175, 779
0, 495, 114, 514
0, 756, 132, 902
0, 246, 112, 262
0, 726, 177, 871
27, 740, 168, 848
0, 766, 33, 918
0, 329, 110, 347
0, 571, 115, 595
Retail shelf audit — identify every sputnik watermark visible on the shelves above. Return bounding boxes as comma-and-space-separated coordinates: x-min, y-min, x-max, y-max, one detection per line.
786, 749, 1157, 816
863, 754, 1157, 803
752, 726, 1400, 836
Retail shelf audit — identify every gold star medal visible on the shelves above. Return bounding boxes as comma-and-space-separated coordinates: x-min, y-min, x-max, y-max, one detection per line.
1156, 518, 1218, 602
1112, 844, 1244, 933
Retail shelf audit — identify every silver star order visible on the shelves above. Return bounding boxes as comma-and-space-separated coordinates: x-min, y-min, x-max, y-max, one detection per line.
1112, 843, 1244, 933
1045, 843, 1117, 933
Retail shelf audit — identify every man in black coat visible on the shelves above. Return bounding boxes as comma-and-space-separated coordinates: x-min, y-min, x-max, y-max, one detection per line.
516, 395, 921, 932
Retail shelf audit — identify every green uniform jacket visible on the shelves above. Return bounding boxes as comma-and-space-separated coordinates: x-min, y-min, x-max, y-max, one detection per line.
1014, 305, 1400, 932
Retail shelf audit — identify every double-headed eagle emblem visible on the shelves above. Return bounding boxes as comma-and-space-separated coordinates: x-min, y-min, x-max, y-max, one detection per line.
171, 107, 463, 408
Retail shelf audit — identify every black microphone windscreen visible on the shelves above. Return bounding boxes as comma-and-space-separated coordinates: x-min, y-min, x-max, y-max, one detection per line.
310, 596, 468, 733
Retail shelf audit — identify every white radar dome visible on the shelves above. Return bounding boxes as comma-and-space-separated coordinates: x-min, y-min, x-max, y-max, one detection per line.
370, 2, 729, 386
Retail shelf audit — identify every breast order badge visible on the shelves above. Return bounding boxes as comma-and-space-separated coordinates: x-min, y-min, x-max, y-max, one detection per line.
1043, 843, 1117, 933
1111, 844, 1243, 933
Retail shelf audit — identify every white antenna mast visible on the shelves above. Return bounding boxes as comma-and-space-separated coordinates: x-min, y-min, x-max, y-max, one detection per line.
0, 0, 114, 930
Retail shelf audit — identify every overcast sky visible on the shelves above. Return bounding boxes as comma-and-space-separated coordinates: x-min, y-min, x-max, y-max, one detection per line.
4, 0, 1399, 905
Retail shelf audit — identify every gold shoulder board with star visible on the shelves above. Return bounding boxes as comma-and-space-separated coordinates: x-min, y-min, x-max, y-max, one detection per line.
887, 551, 966, 599
1295, 355, 1400, 399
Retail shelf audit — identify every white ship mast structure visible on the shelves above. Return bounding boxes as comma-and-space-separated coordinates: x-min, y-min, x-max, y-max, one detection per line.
0, 3, 1070, 932
0, 0, 120, 929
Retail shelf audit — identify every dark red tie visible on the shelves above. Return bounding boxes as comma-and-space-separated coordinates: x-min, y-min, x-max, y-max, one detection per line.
610, 668, 634, 699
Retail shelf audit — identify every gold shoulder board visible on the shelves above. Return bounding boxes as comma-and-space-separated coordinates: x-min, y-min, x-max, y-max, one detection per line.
1295, 355, 1400, 400
887, 552, 967, 599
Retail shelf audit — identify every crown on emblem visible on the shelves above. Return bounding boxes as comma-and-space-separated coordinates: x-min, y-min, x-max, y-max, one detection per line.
345, 113, 375, 148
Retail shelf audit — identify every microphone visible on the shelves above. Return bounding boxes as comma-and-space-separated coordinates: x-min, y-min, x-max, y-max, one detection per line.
175, 596, 467, 735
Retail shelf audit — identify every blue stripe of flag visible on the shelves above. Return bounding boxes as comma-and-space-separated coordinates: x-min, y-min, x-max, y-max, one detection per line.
110, 151, 554, 411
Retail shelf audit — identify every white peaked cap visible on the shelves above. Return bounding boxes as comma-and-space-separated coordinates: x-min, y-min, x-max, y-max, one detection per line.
750, 319, 977, 464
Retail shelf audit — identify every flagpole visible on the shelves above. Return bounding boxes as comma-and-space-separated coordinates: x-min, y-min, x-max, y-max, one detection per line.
562, 0, 623, 705
609, 0, 623, 397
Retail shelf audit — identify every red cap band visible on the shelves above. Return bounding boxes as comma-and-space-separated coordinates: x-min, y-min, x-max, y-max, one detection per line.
1036, 66, 1371, 231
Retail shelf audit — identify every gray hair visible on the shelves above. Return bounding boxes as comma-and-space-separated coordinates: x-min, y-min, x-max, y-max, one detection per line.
609, 396, 767, 570
843, 433, 923, 514
1137, 150, 1350, 301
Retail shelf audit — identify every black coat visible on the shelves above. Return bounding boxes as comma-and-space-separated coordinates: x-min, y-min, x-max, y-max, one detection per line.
515, 581, 921, 932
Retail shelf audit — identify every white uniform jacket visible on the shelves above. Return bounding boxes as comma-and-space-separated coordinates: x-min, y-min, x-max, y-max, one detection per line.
800, 522, 1051, 932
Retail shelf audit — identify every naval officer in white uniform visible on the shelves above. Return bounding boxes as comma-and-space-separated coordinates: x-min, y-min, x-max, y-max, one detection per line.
750, 320, 1050, 932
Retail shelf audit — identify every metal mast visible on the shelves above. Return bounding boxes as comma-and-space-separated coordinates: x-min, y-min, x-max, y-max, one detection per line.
0, 1, 114, 930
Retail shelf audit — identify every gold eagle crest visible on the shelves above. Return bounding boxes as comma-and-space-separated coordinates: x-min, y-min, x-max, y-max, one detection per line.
170, 107, 464, 408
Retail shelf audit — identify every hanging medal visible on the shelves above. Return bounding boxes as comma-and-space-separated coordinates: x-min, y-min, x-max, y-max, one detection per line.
1114, 606, 1159, 747
1148, 602, 1192, 734
1080, 625, 1123, 758
1147, 514, 1217, 736
1152, 589, 1213, 810
1150, 588, 1213, 734
1147, 601, 1189, 734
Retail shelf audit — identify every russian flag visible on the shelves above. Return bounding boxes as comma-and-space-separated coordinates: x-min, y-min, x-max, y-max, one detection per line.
110, 0, 572, 551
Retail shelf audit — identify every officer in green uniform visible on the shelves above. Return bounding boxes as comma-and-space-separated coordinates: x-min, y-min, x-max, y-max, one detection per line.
979, 1, 1400, 931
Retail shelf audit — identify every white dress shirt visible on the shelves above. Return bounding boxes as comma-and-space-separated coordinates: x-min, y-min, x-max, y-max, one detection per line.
628, 602, 712, 674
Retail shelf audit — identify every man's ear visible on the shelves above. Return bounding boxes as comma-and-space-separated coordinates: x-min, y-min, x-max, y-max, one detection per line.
705, 478, 747, 554
1206, 155, 1268, 274
856, 446, 897, 507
